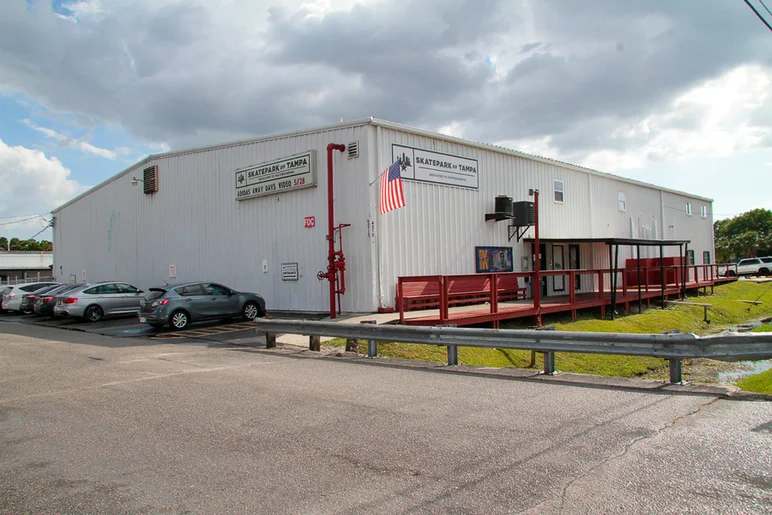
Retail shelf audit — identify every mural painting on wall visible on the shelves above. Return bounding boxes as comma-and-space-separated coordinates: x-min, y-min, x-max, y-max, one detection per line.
475, 247, 513, 273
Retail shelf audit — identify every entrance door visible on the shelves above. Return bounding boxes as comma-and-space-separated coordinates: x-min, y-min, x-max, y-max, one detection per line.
569, 244, 581, 290
553, 245, 565, 292
532, 243, 548, 297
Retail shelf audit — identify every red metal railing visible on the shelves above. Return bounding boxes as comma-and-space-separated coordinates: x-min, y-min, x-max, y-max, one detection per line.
397, 264, 738, 323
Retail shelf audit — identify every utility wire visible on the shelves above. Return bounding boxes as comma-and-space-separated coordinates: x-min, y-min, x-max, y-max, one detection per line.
27, 223, 53, 241
760, 0, 772, 17
744, 0, 772, 31
0, 215, 41, 226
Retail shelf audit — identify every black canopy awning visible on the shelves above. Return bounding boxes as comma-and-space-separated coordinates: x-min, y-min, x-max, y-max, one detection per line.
523, 237, 690, 246
523, 236, 692, 320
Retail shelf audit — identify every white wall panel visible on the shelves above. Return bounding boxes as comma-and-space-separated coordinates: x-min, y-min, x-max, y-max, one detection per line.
54, 119, 715, 314
54, 125, 376, 313
374, 127, 714, 308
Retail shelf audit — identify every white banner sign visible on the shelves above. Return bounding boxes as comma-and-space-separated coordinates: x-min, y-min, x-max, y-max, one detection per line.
235, 151, 317, 201
392, 144, 479, 189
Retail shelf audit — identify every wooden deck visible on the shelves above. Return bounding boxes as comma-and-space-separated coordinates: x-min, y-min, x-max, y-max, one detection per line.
398, 264, 736, 327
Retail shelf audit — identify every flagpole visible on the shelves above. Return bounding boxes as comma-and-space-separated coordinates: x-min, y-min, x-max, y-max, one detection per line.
375, 126, 385, 310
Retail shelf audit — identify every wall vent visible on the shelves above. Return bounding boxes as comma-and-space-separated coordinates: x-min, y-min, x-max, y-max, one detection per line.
347, 141, 359, 159
142, 165, 158, 194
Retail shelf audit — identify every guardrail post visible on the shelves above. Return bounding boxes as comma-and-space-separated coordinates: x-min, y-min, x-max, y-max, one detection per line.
309, 335, 321, 352
362, 320, 377, 358
669, 359, 683, 384
266, 332, 276, 349
447, 345, 458, 366
543, 351, 555, 375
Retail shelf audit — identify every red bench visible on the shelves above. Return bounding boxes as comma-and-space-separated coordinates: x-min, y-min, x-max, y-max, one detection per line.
398, 274, 529, 313
398, 279, 442, 311
496, 275, 528, 301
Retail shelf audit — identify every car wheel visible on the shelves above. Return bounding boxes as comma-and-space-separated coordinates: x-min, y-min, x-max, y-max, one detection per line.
170, 310, 190, 330
725, 270, 736, 277
84, 305, 104, 323
242, 301, 262, 320
759, 268, 770, 277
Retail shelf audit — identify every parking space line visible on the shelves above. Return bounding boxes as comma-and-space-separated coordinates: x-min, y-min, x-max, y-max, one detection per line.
144, 322, 255, 340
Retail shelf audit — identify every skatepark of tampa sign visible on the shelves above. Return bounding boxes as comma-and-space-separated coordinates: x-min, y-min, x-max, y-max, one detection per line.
235, 151, 317, 201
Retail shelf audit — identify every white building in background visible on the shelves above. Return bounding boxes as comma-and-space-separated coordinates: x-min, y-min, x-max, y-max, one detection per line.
52, 118, 714, 314
0, 251, 54, 284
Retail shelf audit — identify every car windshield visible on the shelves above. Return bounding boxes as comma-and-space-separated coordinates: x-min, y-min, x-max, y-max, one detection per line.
145, 289, 167, 301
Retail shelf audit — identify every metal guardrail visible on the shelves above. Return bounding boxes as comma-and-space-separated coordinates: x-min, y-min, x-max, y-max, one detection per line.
254, 319, 772, 384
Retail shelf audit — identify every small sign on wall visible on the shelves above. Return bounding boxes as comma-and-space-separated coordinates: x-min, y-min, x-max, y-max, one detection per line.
169, 264, 177, 279
281, 263, 299, 281
304, 216, 315, 228
81, 270, 87, 281
475, 247, 514, 273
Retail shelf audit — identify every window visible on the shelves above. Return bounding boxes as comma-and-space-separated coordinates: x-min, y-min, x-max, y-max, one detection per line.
203, 283, 231, 296
617, 191, 626, 212
703, 251, 711, 264
175, 284, 205, 296
553, 180, 564, 203
116, 283, 138, 293
96, 284, 120, 295
685, 202, 692, 216
686, 250, 695, 265
700, 205, 707, 219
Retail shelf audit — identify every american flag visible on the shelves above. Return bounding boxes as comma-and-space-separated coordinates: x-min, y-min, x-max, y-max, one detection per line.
379, 160, 406, 214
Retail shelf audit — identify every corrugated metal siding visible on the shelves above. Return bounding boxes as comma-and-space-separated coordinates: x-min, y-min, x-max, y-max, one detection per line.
374, 128, 714, 307
53, 119, 716, 314
53, 126, 376, 313
661, 192, 714, 262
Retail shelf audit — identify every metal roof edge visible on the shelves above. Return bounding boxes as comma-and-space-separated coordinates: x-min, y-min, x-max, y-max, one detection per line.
54, 116, 714, 213
52, 118, 376, 213
368, 118, 714, 203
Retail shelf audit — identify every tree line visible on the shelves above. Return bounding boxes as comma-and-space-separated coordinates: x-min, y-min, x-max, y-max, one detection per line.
0, 237, 53, 252
714, 208, 772, 263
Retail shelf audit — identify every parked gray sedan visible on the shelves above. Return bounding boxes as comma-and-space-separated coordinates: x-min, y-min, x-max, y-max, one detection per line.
53, 282, 145, 322
137, 282, 266, 330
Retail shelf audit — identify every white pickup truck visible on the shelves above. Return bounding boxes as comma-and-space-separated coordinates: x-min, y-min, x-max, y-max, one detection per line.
725, 257, 772, 277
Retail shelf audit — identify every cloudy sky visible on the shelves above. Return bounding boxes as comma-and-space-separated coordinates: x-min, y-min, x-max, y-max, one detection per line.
1, 0, 771, 240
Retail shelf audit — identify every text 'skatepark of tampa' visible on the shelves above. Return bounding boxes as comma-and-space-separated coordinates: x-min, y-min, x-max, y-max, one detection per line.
52, 118, 729, 326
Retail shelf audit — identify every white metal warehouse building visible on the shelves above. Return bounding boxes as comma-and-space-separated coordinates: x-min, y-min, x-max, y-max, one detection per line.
52, 118, 714, 314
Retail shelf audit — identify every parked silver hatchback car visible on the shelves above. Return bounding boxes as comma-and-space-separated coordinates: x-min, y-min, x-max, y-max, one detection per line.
137, 282, 266, 330
53, 281, 145, 322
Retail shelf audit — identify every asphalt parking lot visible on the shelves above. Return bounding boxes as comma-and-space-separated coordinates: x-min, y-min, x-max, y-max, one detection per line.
1, 317, 771, 514
0, 309, 265, 343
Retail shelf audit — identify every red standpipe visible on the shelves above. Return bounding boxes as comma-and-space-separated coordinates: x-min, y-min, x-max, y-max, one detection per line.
323, 143, 346, 319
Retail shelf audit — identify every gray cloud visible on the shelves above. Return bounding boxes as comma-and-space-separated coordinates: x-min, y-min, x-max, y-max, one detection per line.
0, 0, 770, 160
